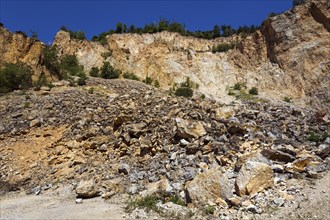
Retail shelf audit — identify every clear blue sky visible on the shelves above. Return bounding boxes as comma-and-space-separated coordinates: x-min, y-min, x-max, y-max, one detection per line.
0, 0, 292, 43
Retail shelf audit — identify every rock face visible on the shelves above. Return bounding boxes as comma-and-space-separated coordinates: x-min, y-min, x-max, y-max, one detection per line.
186, 168, 232, 205
235, 161, 274, 196
48, 0, 330, 106
76, 179, 98, 198
0, 26, 57, 81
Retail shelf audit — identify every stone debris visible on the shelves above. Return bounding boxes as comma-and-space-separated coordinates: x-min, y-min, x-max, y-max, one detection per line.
0, 78, 329, 219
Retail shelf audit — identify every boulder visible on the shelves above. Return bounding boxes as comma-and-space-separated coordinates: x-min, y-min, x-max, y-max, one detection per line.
76, 179, 98, 198
175, 118, 206, 139
261, 149, 296, 163
235, 161, 274, 196
185, 168, 233, 205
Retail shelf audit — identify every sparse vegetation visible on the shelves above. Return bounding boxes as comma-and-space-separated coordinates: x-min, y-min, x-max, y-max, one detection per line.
101, 49, 113, 59
42, 46, 62, 79
0, 62, 33, 93
203, 205, 216, 215
307, 132, 329, 142
174, 87, 193, 98
88, 87, 94, 94
154, 80, 160, 88
100, 62, 120, 79
123, 72, 140, 81
60, 54, 86, 80
212, 42, 235, 53
60, 26, 86, 40
89, 67, 99, 77
91, 19, 260, 44
284, 96, 292, 103
233, 82, 246, 91
34, 72, 51, 90
249, 87, 258, 95
126, 195, 160, 213
143, 76, 153, 85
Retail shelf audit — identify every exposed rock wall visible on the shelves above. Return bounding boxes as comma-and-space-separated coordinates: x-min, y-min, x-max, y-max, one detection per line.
0, 26, 58, 81
51, 0, 329, 106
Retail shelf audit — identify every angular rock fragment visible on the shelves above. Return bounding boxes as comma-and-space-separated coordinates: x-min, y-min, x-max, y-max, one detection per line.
185, 168, 232, 205
235, 161, 274, 196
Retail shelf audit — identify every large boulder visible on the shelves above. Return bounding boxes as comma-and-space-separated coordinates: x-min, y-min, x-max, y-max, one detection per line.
185, 168, 233, 205
76, 179, 99, 198
235, 161, 274, 196
175, 118, 206, 139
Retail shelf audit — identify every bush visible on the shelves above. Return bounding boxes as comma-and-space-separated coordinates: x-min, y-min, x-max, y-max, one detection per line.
212, 42, 235, 53
34, 72, 49, 90
143, 76, 153, 85
77, 77, 86, 86
174, 87, 193, 98
60, 26, 86, 40
0, 62, 33, 93
233, 82, 246, 90
89, 67, 99, 77
101, 49, 112, 59
283, 97, 292, 103
42, 46, 61, 79
123, 72, 140, 81
249, 87, 258, 95
60, 54, 86, 79
154, 80, 160, 88
100, 62, 120, 79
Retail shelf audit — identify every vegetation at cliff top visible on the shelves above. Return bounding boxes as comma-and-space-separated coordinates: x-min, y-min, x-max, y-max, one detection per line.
90, 19, 260, 44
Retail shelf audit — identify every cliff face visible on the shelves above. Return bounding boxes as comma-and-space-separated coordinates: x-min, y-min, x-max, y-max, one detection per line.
1, 0, 328, 106
51, 0, 329, 106
0, 26, 58, 81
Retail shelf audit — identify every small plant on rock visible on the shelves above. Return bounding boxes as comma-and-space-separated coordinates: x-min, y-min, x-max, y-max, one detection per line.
249, 87, 258, 95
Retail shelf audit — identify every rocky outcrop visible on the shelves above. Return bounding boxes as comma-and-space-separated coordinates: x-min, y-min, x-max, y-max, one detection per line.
0, 26, 57, 81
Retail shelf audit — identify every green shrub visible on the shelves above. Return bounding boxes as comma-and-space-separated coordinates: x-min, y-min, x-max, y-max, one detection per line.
34, 72, 49, 90
143, 76, 153, 85
77, 77, 86, 86
0, 62, 33, 93
233, 82, 246, 90
283, 97, 292, 103
154, 80, 160, 88
101, 49, 112, 59
89, 67, 99, 77
100, 62, 120, 79
126, 195, 160, 213
212, 42, 235, 53
88, 87, 94, 94
60, 54, 86, 79
123, 72, 140, 81
307, 132, 320, 142
174, 87, 193, 98
249, 87, 258, 95
60, 26, 86, 40
42, 46, 62, 79
200, 94, 206, 99
203, 205, 216, 215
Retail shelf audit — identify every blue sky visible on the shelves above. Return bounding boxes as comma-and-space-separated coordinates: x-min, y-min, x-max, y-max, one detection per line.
0, 0, 292, 43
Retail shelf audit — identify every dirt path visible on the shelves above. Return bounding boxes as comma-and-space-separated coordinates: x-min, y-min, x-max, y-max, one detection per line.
0, 187, 126, 220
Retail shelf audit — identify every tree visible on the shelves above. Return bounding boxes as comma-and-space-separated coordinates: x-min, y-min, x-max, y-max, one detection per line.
116, 22, 123, 34
212, 25, 221, 38
89, 67, 99, 77
129, 25, 135, 33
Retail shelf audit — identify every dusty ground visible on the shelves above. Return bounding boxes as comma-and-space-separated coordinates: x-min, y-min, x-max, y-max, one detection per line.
1, 171, 329, 220
0, 185, 126, 220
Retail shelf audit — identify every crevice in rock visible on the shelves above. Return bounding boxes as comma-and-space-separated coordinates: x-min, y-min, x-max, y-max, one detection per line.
310, 2, 330, 32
